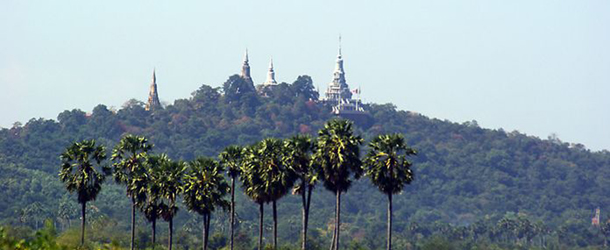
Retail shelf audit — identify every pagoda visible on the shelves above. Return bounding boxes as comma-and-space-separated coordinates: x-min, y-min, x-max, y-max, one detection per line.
145, 69, 161, 111
323, 38, 366, 117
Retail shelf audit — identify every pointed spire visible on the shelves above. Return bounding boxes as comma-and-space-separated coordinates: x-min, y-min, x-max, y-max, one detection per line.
338, 35, 342, 57
146, 68, 161, 111
263, 57, 277, 85
269, 57, 274, 70
241, 49, 253, 83
334, 36, 345, 75
325, 36, 351, 102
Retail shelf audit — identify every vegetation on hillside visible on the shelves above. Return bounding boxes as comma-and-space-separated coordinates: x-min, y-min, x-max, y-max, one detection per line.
1, 74, 610, 249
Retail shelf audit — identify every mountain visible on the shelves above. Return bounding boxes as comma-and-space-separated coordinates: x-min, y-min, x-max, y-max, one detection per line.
1, 74, 609, 248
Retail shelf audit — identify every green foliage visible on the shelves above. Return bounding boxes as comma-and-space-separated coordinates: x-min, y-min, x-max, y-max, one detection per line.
284, 135, 317, 189
59, 139, 109, 204
219, 145, 244, 179
1, 74, 610, 248
183, 157, 230, 215
140, 154, 168, 224
157, 159, 185, 222
240, 144, 270, 205
364, 133, 415, 195
112, 135, 153, 204
315, 119, 364, 194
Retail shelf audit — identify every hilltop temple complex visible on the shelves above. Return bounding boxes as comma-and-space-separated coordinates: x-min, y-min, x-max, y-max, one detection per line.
145, 41, 368, 119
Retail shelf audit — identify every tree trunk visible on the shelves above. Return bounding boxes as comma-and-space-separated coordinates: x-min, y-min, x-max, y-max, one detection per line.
329, 228, 336, 250
301, 182, 307, 250
230, 177, 236, 250
80, 201, 86, 246
152, 218, 157, 250
333, 191, 341, 250
387, 193, 393, 250
131, 199, 136, 250
273, 200, 278, 249
259, 203, 264, 250
337, 192, 341, 250
168, 218, 173, 250
329, 192, 337, 250
203, 214, 210, 250
302, 183, 313, 250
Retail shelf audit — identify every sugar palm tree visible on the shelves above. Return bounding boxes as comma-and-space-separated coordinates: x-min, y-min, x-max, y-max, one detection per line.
284, 135, 317, 250
364, 133, 415, 250
112, 135, 152, 250
59, 139, 110, 246
258, 138, 296, 249
157, 159, 185, 250
314, 120, 363, 250
183, 157, 230, 250
241, 143, 271, 250
141, 154, 169, 249
219, 145, 244, 250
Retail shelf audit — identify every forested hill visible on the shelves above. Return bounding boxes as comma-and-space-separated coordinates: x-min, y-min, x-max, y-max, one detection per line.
2, 74, 610, 247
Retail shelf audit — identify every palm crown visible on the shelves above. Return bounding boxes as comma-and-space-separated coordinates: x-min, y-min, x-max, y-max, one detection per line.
158, 159, 186, 221
315, 119, 364, 193
284, 135, 317, 186
183, 157, 230, 215
112, 135, 152, 204
59, 139, 109, 204
365, 133, 416, 194
219, 145, 244, 179
140, 154, 169, 222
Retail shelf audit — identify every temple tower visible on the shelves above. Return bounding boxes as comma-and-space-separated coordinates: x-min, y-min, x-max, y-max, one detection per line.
262, 58, 278, 86
325, 37, 353, 103
241, 49, 253, 84
145, 69, 161, 111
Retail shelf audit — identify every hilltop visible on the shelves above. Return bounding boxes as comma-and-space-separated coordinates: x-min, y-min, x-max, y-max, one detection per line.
1, 74, 610, 248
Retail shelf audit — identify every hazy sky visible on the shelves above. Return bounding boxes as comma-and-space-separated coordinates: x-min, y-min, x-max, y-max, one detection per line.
1, 1, 609, 151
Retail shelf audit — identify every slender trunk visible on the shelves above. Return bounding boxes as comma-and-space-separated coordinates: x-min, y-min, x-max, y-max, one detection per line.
203, 215, 206, 250
168, 218, 173, 250
301, 182, 307, 250
335, 192, 341, 250
273, 200, 278, 249
152, 218, 157, 250
203, 214, 210, 250
387, 193, 393, 250
80, 201, 86, 246
258, 203, 264, 250
329, 228, 336, 250
329, 192, 337, 250
303, 183, 314, 250
131, 199, 136, 250
230, 177, 236, 250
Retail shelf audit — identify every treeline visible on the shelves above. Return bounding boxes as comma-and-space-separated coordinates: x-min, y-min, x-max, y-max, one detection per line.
2, 74, 610, 249
57, 119, 415, 250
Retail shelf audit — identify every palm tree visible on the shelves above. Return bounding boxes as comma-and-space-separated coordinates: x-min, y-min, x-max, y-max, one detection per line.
183, 157, 230, 250
112, 135, 152, 250
59, 139, 109, 246
258, 138, 296, 249
363, 133, 415, 250
219, 145, 244, 250
141, 154, 169, 249
284, 135, 317, 250
241, 143, 271, 250
314, 119, 363, 250
157, 159, 185, 250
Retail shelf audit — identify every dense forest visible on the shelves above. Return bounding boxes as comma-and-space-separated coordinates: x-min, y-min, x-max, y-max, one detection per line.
2, 74, 610, 249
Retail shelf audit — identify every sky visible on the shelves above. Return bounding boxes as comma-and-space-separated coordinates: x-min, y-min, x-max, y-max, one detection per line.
1, 1, 609, 151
